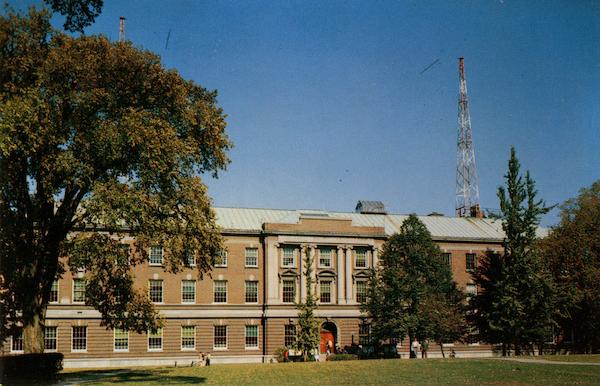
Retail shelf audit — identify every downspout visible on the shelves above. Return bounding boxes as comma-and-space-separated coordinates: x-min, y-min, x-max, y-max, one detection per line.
261, 232, 267, 363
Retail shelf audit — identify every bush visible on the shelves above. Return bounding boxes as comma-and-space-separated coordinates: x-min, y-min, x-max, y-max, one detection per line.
0, 353, 64, 384
326, 353, 358, 361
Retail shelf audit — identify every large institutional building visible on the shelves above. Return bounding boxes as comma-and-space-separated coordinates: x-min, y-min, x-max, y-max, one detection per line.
3, 201, 537, 368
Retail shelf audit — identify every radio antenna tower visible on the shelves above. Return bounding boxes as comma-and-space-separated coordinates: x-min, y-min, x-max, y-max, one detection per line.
455, 58, 481, 218
119, 16, 126, 42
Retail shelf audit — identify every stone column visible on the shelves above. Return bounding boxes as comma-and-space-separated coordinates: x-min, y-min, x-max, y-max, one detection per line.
337, 246, 345, 305
267, 242, 280, 304
300, 245, 307, 302
372, 246, 379, 269
345, 246, 353, 304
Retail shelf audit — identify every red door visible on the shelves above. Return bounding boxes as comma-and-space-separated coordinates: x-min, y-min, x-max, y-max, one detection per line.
320, 331, 334, 353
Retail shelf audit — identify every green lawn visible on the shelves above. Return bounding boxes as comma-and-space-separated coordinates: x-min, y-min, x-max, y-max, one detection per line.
60, 358, 600, 385
536, 354, 600, 363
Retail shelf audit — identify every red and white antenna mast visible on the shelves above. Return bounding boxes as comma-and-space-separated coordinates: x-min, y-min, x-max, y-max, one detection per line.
455, 58, 481, 218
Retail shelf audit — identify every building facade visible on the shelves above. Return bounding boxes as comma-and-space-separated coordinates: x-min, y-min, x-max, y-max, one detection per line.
2, 204, 523, 368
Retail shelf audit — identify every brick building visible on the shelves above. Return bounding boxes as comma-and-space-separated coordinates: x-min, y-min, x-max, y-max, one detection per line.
3, 203, 540, 368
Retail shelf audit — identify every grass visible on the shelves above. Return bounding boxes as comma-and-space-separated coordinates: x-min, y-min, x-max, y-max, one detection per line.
60, 358, 600, 385
536, 354, 600, 363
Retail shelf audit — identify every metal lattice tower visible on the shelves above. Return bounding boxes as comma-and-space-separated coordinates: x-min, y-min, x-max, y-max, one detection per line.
455, 58, 481, 217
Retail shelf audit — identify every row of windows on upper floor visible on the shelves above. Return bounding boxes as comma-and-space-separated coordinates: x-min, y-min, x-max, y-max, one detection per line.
8, 325, 260, 354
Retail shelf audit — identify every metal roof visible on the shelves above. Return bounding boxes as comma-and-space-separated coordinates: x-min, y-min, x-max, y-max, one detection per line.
213, 207, 549, 242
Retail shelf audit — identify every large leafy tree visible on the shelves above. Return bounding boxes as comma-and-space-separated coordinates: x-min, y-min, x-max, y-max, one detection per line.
362, 214, 464, 351
43, 0, 103, 33
540, 180, 600, 353
470, 147, 553, 356
294, 247, 320, 361
0, 8, 231, 353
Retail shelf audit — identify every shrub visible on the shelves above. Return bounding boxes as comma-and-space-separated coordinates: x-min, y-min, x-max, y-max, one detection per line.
0, 353, 64, 383
326, 354, 358, 361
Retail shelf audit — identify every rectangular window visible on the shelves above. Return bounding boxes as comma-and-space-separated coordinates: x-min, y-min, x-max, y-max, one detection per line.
355, 249, 368, 268
320, 280, 332, 303
466, 253, 477, 271
284, 324, 296, 348
114, 328, 129, 351
44, 326, 57, 351
215, 250, 228, 267
11, 328, 23, 352
359, 324, 371, 345
185, 250, 196, 267
319, 247, 332, 268
356, 281, 368, 303
148, 280, 163, 303
443, 253, 452, 266
282, 279, 296, 303
72, 326, 87, 352
148, 328, 163, 350
213, 280, 227, 303
466, 283, 478, 297
245, 247, 258, 267
150, 245, 164, 265
49, 280, 59, 303
181, 326, 196, 350
181, 280, 196, 304
282, 246, 295, 267
214, 325, 227, 349
245, 281, 258, 303
245, 325, 259, 349
73, 278, 86, 303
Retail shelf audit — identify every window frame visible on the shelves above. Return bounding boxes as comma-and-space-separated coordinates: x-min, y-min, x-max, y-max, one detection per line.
11, 328, 23, 353
215, 250, 228, 267
213, 325, 228, 350
71, 326, 87, 352
148, 328, 163, 351
49, 279, 59, 303
213, 280, 228, 304
245, 280, 259, 304
245, 247, 259, 268
44, 326, 58, 352
442, 252, 452, 266
319, 247, 333, 268
466, 253, 477, 271
354, 248, 368, 269
284, 324, 296, 348
181, 325, 196, 351
149, 245, 164, 266
114, 328, 129, 352
282, 279, 296, 304
282, 246, 295, 268
359, 323, 371, 346
181, 280, 196, 304
245, 325, 259, 350
319, 280, 332, 304
72, 278, 86, 304
356, 280, 368, 303
148, 279, 164, 304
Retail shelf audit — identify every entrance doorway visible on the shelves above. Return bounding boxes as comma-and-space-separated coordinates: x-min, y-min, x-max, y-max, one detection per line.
320, 321, 337, 354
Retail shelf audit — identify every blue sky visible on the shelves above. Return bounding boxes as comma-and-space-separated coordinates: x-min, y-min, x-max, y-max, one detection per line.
13, 1, 600, 225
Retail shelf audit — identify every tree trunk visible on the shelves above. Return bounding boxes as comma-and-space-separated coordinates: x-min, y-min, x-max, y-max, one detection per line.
439, 342, 445, 358
23, 301, 46, 353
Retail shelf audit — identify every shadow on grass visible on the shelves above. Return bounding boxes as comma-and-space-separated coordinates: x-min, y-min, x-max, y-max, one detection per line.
60, 369, 206, 385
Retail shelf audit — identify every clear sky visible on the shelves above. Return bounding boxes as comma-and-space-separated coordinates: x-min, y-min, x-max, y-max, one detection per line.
13, 1, 600, 225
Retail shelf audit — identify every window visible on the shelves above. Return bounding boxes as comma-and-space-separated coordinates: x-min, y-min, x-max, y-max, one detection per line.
181, 326, 196, 350
466, 283, 478, 297
319, 247, 332, 268
118, 243, 130, 266
73, 278, 86, 303
245, 281, 258, 303
443, 253, 452, 266
49, 280, 59, 303
44, 326, 57, 351
11, 328, 23, 352
282, 246, 295, 267
215, 250, 228, 267
245, 247, 258, 267
149, 280, 163, 303
214, 325, 227, 349
284, 324, 296, 348
466, 253, 477, 271
282, 279, 296, 303
213, 280, 227, 303
72, 326, 87, 351
181, 280, 196, 303
356, 281, 367, 303
359, 323, 371, 345
355, 249, 367, 268
114, 328, 129, 351
185, 250, 196, 266
148, 328, 163, 350
245, 325, 259, 349
150, 245, 164, 265
320, 280, 332, 303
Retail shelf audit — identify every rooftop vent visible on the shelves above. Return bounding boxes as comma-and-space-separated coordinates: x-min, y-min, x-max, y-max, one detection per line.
355, 200, 387, 214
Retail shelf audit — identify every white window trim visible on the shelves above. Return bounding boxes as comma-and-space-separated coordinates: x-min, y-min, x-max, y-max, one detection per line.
318, 248, 333, 268
319, 280, 333, 304
355, 280, 368, 303
44, 326, 58, 352
10, 335, 23, 353
181, 280, 196, 304
245, 248, 259, 268
245, 281, 259, 304
147, 328, 163, 352
281, 247, 296, 268
113, 328, 129, 352
181, 326, 196, 351
354, 249, 369, 269
148, 279, 164, 304
49, 279, 59, 304
213, 326, 228, 350
281, 278, 297, 304
72, 279, 85, 304
213, 280, 228, 304
149, 246, 164, 266
215, 250, 228, 268
71, 326, 87, 353
245, 325, 259, 350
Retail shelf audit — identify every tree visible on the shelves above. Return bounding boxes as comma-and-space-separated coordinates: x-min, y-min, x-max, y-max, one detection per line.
540, 180, 600, 353
362, 214, 465, 353
44, 0, 103, 33
0, 8, 231, 353
470, 147, 554, 356
294, 247, 320, 361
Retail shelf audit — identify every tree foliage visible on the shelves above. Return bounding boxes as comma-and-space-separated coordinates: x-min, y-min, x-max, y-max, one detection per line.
294, 247, 320, 361
540, 180, 600, 353
470, 147, 554, 355
43, 0, 103, 33
0, 8, 231, 353
362, 214, 465, 350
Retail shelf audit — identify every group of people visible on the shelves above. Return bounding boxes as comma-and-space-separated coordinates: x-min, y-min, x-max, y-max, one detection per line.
411, 339, 429, 358
198, 352, 211, 366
